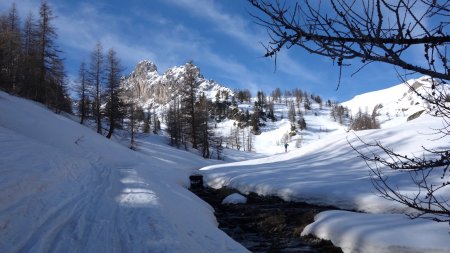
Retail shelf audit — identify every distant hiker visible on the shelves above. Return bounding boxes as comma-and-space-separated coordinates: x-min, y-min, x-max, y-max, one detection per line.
284, 143, 289, 152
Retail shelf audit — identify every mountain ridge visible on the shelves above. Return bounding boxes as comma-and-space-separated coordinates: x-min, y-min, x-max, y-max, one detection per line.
121, 60, 233, 109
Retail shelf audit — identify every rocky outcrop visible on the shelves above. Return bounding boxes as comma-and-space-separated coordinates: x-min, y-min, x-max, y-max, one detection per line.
121, 60, 233, 108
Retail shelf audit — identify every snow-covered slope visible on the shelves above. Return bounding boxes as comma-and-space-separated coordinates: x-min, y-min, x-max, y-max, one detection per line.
201, 112, 450, 253
216, 99, 347, 156
122, 60, 349, 157
342, 76, 439, 128
0, 91, 247, 253
200, 78, 450, 253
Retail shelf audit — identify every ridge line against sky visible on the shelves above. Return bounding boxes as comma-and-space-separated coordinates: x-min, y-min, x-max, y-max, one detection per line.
0, 0, 424, 101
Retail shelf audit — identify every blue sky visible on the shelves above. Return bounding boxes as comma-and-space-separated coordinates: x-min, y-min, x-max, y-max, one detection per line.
1, 0, 425, 102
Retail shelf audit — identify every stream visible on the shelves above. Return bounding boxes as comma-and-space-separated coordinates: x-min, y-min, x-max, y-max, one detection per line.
190, 186, 343, 253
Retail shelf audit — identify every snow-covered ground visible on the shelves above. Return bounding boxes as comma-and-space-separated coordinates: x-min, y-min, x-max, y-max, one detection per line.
2, 75, 449, 253
202, 114, 450, 252
200, 77, 450, 253
342, 76, 437, 128
216, 100, 348, 156
0, 91, 248, 253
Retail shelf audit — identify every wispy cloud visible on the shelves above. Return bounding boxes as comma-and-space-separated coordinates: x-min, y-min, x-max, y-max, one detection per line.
162, 0, 321, 83
52, 2, 162, 72
163, 0, 265, 50
2, 0, 320, 93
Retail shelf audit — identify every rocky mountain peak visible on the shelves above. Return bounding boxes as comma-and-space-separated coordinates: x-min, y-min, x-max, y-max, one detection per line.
131, 60, 158, 79
122, 60, 233, 109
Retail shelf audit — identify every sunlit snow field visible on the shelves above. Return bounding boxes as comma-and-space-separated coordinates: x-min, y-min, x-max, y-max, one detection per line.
1, 76, 449, 253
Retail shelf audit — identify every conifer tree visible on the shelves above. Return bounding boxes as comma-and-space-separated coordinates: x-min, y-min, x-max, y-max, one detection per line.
0, 3, 21, 92
88, 42, 105, 134
181, 61, 200, 149
36, 2, 56, 103
288, 101, 297, 134
250, 106, 261, 134
143, 105, 151, 133
19, 12, 38, 98
75, 62, 89, 124
105, 48, 124, 139
271, 87, 282, 103
0, 2, 70, 112
197, 93, 210, 158
298, 116, 307, 131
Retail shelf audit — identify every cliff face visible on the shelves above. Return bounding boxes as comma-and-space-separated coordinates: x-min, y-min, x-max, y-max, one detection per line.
121, 60, 233, 108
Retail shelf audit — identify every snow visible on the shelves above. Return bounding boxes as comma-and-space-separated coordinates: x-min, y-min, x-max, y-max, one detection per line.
302, 211, 450, 253
200, 78, 450, 253
341, 76, 438, 128
0, 91, 248, 253
222, 193, 247, 205
2, 74, 449, 253
217, 100, 348, 156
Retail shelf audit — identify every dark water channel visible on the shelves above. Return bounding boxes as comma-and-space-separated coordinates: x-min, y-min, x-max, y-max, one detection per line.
190, 186, 343, 253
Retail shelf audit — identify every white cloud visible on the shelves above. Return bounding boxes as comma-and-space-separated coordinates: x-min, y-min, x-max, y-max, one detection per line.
1, 0, 320, 91
162, 0, 321, 83
163, 0, 266, 50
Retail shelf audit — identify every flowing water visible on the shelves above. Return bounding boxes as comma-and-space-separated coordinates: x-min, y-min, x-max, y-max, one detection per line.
190, 187, 343, 253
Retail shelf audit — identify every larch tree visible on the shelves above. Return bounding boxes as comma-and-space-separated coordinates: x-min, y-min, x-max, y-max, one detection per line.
0, 3, 21, 93
105, 48, 124, 139
0, 2, 70, 113
197, 93, 211, 158
88, 42, 105, 134
19, 12, 38, 99
181, 61, 200, 149
36, 2, 56, 104
75, 62, 89, 124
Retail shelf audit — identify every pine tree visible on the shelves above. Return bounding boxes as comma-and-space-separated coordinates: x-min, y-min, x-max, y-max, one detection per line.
298, 116, 307, 130
303, 96, 312, 111
250, 106, 261, 134
267, 100, 276, 121
288, 101, 297, 134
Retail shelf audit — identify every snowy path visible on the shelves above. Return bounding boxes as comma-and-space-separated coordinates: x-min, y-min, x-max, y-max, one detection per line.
0, 92, 248, 253
1, 136, 163, 252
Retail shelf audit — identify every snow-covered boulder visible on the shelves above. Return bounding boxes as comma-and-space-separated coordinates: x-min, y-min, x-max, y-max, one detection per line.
222, 193, 247, 204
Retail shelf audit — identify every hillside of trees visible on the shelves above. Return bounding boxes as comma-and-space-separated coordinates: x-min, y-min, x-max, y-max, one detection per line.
0, 2, 71, 113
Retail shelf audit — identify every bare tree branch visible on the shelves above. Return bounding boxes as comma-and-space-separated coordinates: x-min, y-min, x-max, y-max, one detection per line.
249, 0, 450, 81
